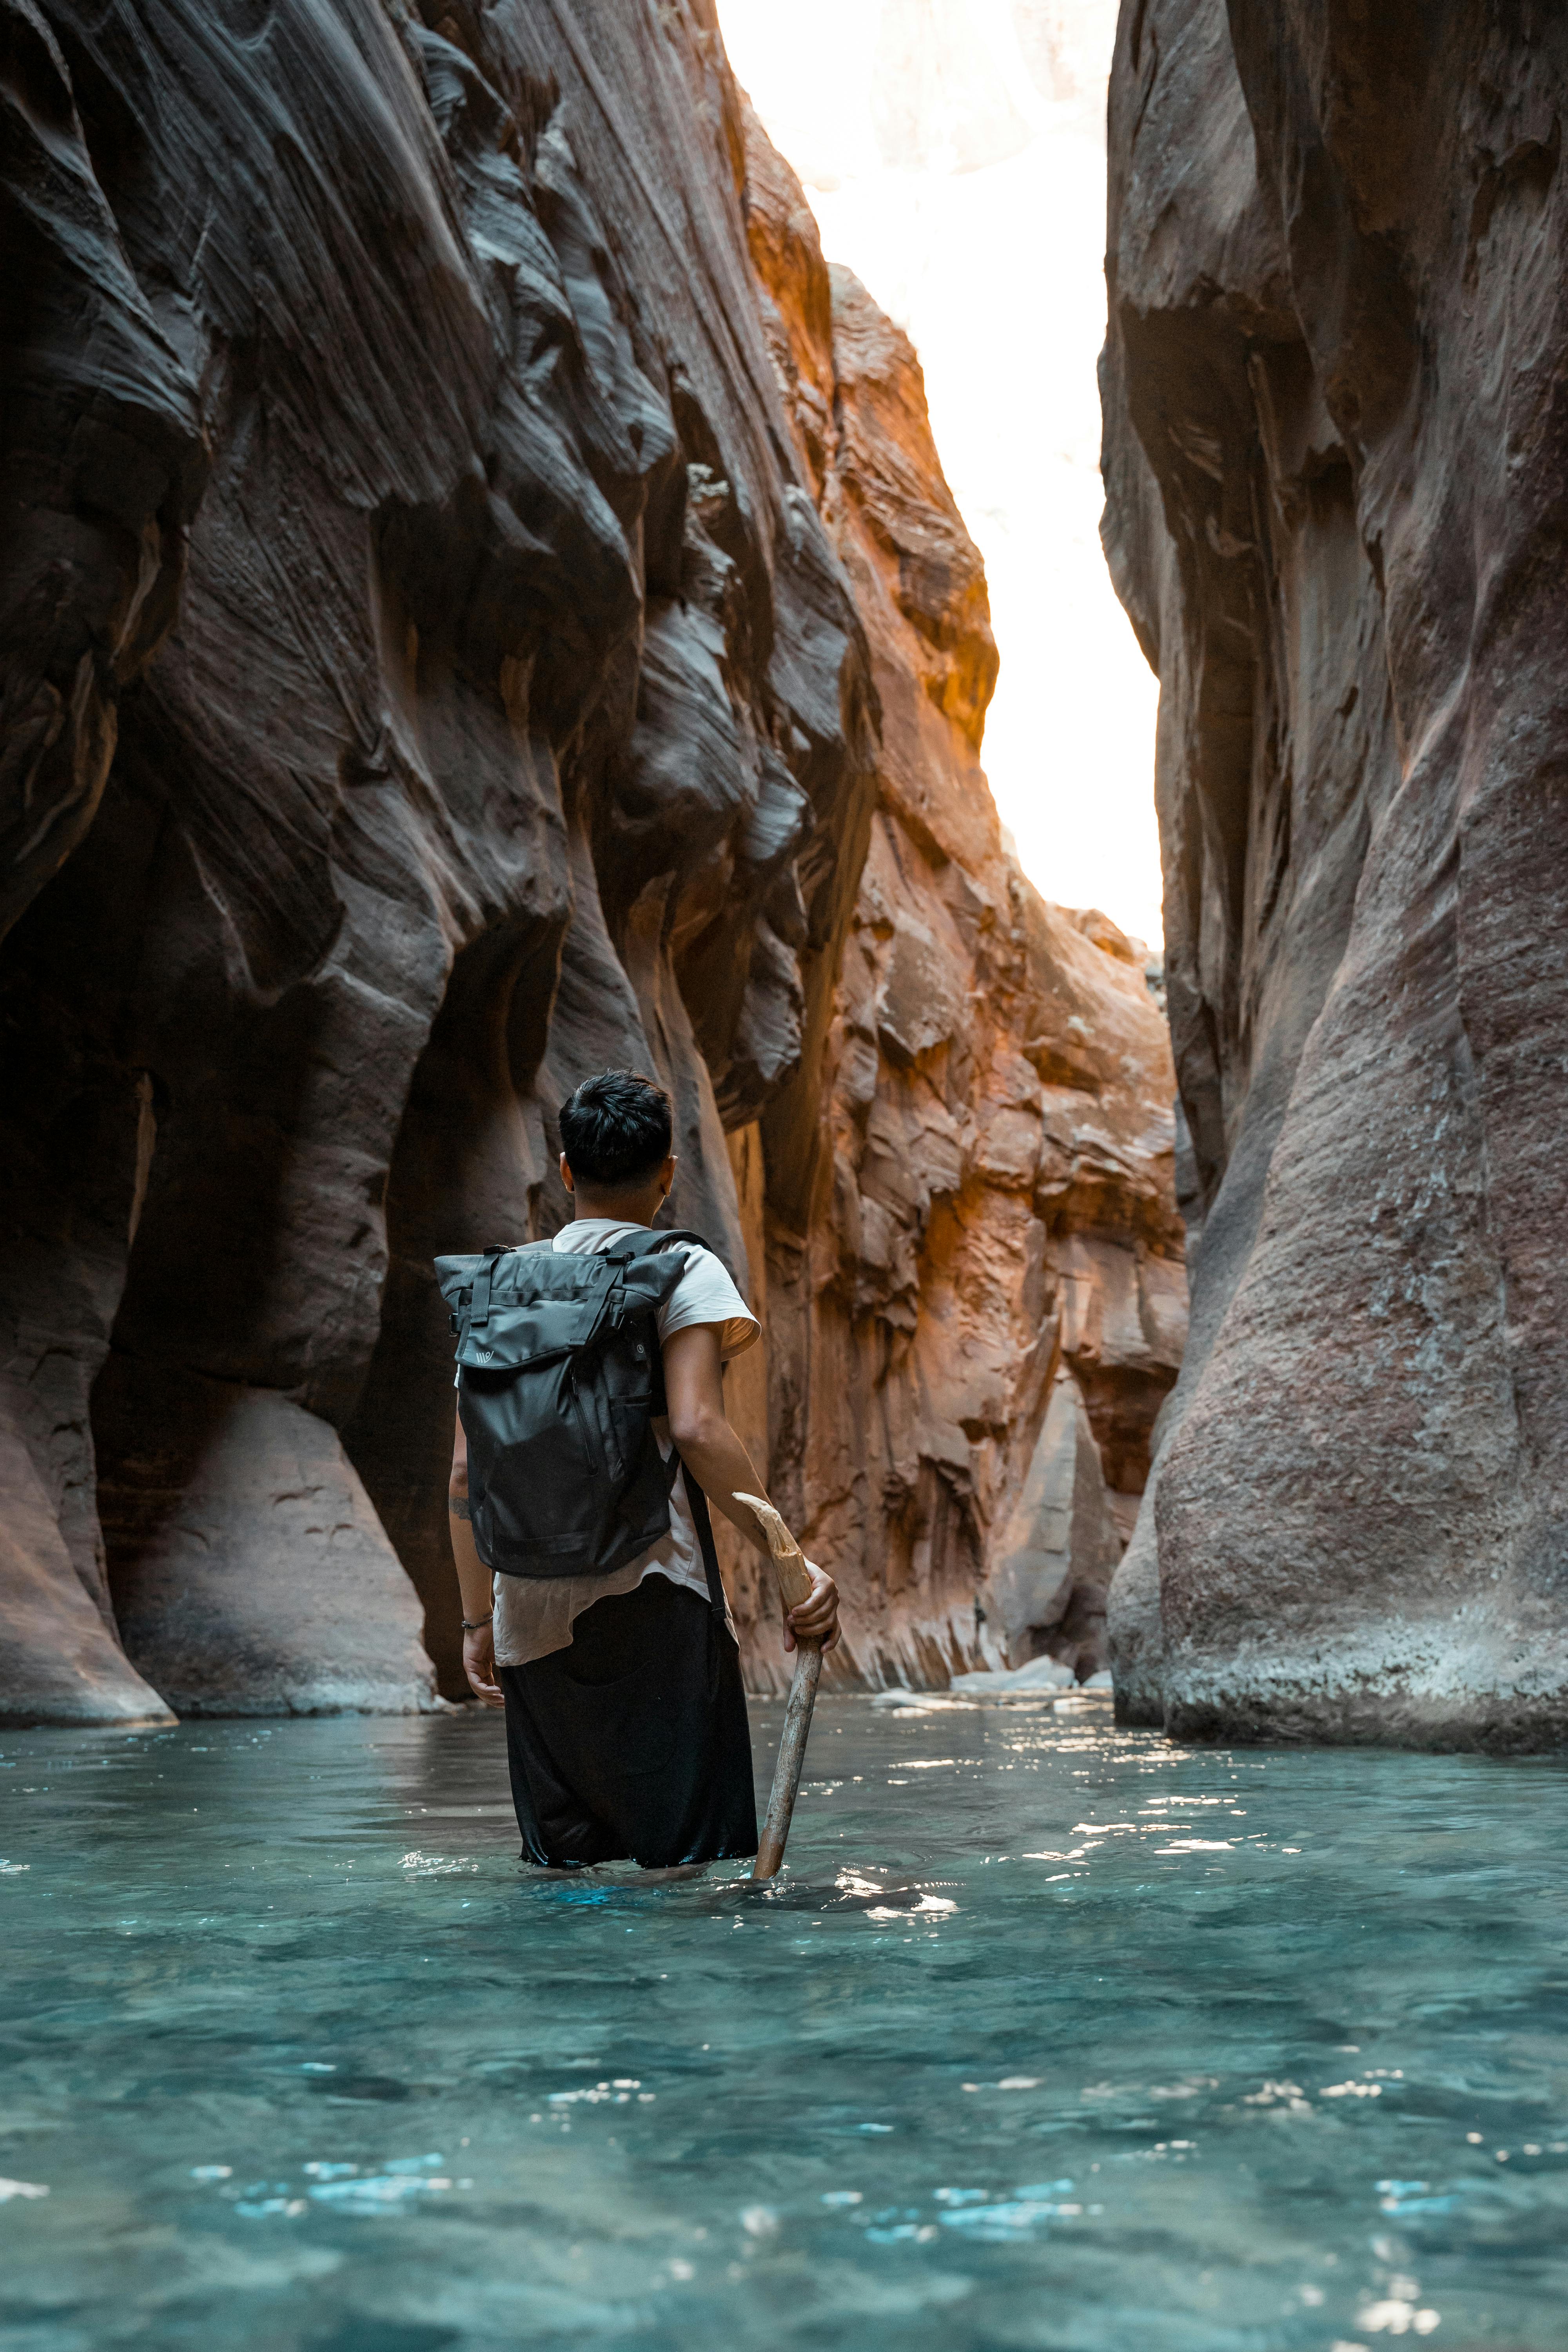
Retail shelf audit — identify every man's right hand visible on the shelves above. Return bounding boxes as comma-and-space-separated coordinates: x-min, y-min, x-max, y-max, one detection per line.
784, 1560, 840, 1653
463, 1620, 505, 1708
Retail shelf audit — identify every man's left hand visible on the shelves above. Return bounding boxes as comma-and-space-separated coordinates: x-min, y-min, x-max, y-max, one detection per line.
784, 1561, 840, 1653
463, 1620, 505, 1708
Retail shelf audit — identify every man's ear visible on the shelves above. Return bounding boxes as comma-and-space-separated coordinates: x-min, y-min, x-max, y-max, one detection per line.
559, 1152, 575, 1195
661, 1152, 677, 1199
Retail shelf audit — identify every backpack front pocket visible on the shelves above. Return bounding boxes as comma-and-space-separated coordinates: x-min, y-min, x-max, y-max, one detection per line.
464, 1358, 608, 1566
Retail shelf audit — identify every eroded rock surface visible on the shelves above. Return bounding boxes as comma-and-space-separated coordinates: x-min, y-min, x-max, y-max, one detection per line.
737, 117, 1184, 1688
1102, 0, 1568, 1746
0, 0, 1181, 1720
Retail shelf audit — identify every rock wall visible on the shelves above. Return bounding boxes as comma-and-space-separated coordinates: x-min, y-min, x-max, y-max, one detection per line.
736, 114, 1184, 1689
1102, 0, 1568, 1746
0, 0, 1182, 1723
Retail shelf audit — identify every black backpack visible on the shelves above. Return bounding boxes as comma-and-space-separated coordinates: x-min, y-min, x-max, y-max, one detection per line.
435, 1229, 722, 1586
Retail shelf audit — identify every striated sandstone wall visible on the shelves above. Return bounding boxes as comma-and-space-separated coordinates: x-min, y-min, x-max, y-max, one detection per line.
0, 0, 1181, 1723
737, 116, 1185, 1689
0, 0, 873, 1719
1102, 0, 1568, 1746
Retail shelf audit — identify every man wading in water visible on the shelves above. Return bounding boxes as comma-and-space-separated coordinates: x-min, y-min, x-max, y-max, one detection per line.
442, 1069, 840, 1869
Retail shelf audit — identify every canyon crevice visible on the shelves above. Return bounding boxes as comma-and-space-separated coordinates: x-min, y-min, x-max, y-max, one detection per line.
0, 0, 1182, 1723
1102, 0, 1568, 1746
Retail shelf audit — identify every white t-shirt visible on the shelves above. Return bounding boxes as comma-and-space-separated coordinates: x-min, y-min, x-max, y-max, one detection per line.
490, 1219, 760, 1667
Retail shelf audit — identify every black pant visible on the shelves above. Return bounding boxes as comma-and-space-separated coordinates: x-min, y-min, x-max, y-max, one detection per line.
499, 1572, 758, 1869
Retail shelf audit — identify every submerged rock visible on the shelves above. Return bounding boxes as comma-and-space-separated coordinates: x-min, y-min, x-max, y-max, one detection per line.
1101, 0, 1568, 1746
950, 1656, 1076, 1697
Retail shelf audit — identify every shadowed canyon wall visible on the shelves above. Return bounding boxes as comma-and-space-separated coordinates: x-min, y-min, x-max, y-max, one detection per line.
0, 0, 1182, 1723
1102, 0, 1568, 1746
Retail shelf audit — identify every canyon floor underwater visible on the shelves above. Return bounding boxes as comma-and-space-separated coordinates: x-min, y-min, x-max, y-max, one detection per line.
4, 1693, 1566, 2351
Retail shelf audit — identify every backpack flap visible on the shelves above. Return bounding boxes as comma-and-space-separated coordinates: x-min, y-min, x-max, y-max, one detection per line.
436, 1247, 617, 1372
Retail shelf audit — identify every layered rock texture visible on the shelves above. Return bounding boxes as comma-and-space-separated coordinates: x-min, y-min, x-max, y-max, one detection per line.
0, 0, 1182, 1723
697, 111, 1185, 1690
1102, 0, 1568, 1746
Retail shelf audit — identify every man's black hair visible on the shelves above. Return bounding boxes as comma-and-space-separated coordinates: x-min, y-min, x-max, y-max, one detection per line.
558, 1069, 673, 1191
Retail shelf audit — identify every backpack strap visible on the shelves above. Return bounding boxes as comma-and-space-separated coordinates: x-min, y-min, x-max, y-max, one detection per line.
602, 1229, 729, 1629
675, 1454, 732, 1632
604, 1226, 710, 1261
468, 1243, 510, 1331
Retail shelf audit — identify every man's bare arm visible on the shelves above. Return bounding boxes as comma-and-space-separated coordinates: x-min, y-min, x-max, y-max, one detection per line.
662, 1323, 840, 1651
450, 1403, 503, 1706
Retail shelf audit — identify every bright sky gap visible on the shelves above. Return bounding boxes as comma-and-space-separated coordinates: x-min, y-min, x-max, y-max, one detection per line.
719, 0, 1163, 949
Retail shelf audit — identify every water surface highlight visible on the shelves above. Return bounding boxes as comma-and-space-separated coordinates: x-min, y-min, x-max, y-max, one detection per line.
4, 1695, 1565, 2347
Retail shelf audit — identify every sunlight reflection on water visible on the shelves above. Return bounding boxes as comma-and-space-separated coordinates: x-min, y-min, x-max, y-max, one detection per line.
3, 1698, 1566, 2348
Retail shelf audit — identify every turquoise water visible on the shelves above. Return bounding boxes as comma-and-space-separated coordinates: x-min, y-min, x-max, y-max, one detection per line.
3, 1694, 1566, 2350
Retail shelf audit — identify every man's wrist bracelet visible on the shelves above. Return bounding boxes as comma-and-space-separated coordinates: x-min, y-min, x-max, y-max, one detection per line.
461, 1612, 494, 1633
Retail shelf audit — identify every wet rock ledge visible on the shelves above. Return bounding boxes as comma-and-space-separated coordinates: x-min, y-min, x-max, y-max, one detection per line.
1102, 0, 1568, 1747
0, 0, 1182, 1723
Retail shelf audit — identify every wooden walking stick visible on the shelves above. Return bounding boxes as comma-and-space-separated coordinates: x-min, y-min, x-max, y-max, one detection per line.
734, 1492, 822, 1881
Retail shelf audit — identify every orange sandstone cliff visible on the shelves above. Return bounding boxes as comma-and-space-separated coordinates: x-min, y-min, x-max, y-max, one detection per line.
719, 117, 1187, 1688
